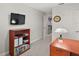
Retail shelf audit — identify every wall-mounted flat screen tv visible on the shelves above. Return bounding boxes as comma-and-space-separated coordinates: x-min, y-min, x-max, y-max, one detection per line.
10, 13, 25, 25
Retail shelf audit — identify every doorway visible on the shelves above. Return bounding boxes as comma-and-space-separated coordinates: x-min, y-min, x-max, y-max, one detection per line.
43, 14, 52, 40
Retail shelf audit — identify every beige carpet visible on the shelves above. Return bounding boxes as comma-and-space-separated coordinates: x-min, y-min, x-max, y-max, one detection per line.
21, 36, 51, 56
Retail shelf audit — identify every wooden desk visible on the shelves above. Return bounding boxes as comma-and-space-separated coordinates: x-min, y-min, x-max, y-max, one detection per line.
50, 38, 79, 56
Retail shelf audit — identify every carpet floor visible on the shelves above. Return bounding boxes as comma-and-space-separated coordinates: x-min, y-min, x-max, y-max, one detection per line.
20, 36, 51, 56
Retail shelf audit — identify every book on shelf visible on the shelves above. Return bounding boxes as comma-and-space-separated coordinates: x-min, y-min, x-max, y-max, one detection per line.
19, 37, 23, 45
14, 48, 16, 56
14, 48, 19, 55
23, 44, 29, 50
14, 38, 19, 47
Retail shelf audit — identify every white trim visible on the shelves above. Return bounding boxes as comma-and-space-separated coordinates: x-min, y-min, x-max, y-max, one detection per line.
30, 37, 42, 44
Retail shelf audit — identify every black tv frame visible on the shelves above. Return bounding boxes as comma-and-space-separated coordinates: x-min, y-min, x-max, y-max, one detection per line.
10, 13, 25, 25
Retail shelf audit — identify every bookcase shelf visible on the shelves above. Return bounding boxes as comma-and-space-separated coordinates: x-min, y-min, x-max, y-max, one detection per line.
9, 29, 30, 56
14, 42, 29, 48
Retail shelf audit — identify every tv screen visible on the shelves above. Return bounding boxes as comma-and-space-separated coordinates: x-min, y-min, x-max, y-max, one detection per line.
10, 13, 25, 25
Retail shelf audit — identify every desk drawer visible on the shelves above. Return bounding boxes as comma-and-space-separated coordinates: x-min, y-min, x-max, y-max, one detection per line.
50, 46, 70, 56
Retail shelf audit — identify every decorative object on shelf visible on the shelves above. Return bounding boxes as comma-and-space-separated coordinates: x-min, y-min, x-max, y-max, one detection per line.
23, 40, 28, 43
55, 28, 68, 42
53, 15, 61, 22
24, 33, 28, 36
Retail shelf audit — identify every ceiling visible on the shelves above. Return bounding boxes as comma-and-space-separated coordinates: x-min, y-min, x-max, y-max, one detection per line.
25, 3, 79, 14
25, 3, 59, 14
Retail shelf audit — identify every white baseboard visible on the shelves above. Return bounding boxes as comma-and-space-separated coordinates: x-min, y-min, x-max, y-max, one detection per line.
30, 37, 42, 44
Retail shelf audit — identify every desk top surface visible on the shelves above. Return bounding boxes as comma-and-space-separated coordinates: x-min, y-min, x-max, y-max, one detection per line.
51, 38, 79, 55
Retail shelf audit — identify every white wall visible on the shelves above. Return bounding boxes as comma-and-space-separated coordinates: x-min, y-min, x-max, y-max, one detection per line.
0, 3, 44, 55
52, 6, 79, 41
